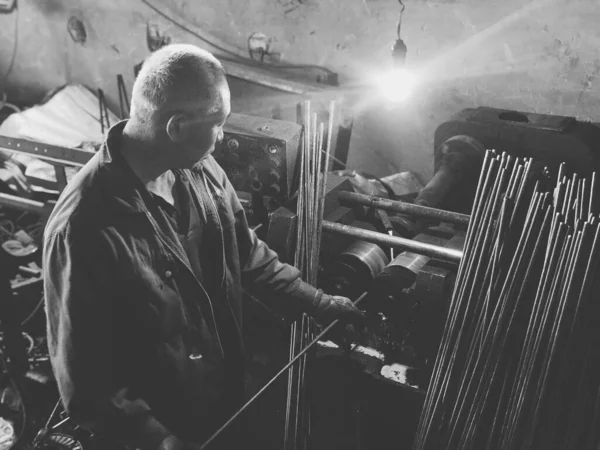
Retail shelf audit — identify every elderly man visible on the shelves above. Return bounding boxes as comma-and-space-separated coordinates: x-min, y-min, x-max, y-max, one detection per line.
43, 44, 363, 450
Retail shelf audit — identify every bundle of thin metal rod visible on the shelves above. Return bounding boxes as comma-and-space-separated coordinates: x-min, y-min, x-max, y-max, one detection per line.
284, 100, 335, 450
413, 151, 600, 450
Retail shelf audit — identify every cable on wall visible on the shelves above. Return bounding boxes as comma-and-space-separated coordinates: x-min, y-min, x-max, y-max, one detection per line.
140, 0, 338, 84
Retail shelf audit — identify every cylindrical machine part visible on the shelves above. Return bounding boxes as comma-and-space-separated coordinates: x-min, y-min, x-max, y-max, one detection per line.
417, 134, 485, 209
321, 221, 463, 263
338, 191, 470, 226
338, 241, 390, 280
325, 240, 389, 297
380, 253, 430, 288
374, 233, 450, 293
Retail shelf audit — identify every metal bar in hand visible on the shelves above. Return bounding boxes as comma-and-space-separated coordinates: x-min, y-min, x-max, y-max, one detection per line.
199, 291, 369, 450
338, 191, 471, 226
322, 220, 463, 263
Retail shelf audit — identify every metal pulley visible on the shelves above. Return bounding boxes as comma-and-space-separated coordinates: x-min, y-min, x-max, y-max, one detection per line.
324, 240, 389, 297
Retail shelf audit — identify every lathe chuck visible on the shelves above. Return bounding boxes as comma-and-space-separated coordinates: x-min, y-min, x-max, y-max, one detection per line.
324, 240, 389, 297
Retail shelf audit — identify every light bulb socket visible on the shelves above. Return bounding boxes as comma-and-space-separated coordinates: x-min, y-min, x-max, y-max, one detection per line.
391, 39, 408, 66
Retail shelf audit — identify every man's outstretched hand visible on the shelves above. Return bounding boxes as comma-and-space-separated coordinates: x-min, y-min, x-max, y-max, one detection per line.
312, 293, 366, 325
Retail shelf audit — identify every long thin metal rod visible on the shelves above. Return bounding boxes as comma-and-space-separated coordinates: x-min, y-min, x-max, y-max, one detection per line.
284, 321, 296, 443
414, 152, 495, 448
315, 101, 336, 285
322, 221, 463, 263
0, 193, 46, 214
338, 191, 471, 226
199, 291, 369, 450
287, 102, 311, 450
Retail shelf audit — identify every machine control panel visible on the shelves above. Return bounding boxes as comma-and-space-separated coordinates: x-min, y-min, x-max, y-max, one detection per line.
213, 114, 301, 206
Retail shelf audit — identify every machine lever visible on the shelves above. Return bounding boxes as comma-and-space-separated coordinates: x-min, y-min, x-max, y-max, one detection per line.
375, 209, 396, 260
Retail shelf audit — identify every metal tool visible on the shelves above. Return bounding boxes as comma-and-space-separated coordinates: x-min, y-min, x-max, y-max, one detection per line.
199, 292, 369, 450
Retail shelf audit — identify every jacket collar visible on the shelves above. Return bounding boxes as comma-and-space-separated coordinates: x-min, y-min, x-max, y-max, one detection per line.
96, 120, 163, 214
97, 122, 201, 270
97, 121, 216, 215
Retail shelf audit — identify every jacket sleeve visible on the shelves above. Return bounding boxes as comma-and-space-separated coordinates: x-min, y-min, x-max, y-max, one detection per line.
43, 225, 173, 450
212, 162, 322, 315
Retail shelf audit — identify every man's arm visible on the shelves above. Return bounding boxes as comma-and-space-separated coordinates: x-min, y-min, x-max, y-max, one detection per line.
211, 161, 362, 322
217, 177, 318, 314
43, 226, 175, 450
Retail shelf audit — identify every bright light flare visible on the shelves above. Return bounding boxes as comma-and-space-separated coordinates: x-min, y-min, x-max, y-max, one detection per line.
374, 68, 416, 102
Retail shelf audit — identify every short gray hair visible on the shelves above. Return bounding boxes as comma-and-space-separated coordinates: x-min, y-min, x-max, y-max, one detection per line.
130, 44, 226, 122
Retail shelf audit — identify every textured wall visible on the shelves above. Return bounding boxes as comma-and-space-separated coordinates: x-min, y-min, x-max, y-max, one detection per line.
1, 0, 599, 182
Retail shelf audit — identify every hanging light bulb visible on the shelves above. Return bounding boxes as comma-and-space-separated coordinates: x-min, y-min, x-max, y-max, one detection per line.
374, 68, 415, 103
373, 0, 415, 103
392, 0, 408, 68
391, 39, 408, 67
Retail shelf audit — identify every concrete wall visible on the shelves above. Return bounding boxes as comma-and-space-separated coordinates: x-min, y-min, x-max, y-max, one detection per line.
1, 0, 599, 182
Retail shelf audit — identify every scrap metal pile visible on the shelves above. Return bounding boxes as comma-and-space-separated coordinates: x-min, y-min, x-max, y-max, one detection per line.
414, 151, 600, 450
0, 85, 120, 450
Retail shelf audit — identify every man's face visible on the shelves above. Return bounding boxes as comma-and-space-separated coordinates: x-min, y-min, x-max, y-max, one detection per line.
175, 82, 231, 168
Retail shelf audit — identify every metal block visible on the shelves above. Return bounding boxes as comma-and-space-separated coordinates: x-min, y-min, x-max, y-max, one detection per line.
265, 206, 296, 264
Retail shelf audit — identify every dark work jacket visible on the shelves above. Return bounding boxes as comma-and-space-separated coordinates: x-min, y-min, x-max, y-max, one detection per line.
42, 121, 320, 449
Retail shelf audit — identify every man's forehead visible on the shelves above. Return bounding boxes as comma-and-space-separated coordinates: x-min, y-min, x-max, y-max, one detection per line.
204, 93, 231, 120
204, 108, 230, 122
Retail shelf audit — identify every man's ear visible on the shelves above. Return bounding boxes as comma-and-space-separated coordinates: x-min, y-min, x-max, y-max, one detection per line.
166, 114, 187, 143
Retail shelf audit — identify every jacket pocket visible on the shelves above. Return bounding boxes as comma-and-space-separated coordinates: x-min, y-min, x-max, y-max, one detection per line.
127, 258, 188, 343
153, 333, 226, 403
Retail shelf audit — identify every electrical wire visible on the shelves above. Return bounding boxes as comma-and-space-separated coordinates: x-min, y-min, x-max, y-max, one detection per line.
15, 212, 27, 224
0, 4, 20, 94
22, 333, 34, 355
0, 332, 35, 355
396, 0, 405, 39
141, 0, 245, 59
0, 92, 20, 114
20, 297, 44, 328
0, 220, 15, 240
140, 0, 338, 80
